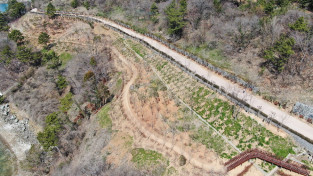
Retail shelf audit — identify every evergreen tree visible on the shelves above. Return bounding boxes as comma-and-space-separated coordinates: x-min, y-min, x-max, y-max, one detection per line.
289, 17, 309, 32
38, 32, 50, 46
46, 3, 56, 18
264, 35, 295, 73
1, 45, 13, 64
0, 14, 9, 31
150, 3, 159, 23
8, 0, 26, 19
83, 1, 90, 10
17, 46, 33, 63
8, 29, 24, 44
213, 0, 222, 13
71, 0, 79, 8
165, 0, 187, 36
180, 0, 187, 15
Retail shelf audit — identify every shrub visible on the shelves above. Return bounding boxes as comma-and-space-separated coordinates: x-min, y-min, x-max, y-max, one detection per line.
46, 2, 56, 18
263, 35, 295, 73
59, 93, 73, 113
8, 29, 24, 44
71, 0, 79, 8
90, 57, 97, 66
0, 95, 5, 104
1, 45, 13, 64
84, 71, 95, 82
150, 3, 159, 23
83, 1, 90, 10
56, 75, 68, 92
43, 50, 61, 69
17, 46, 33, 63
37, 113, 61, 151
214, 0, 223, 13
165, 0, 187, 36
38, 32, 50, 46
0, 14, 9, 31
179, 155, 186, 166
8, 0, 26, 19
289, 17, 310, 32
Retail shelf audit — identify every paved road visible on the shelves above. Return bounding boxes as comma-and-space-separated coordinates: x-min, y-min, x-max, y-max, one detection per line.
32, 10, 313, 144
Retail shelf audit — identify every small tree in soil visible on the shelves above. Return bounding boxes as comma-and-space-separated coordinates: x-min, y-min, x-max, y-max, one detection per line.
179, 155, 187, 166
46, 3, 56, 19
38, 32, 50, 47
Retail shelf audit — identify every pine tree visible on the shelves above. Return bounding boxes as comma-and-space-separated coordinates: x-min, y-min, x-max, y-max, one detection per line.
71, 0, 79, 8
180, 0, 187, 15
8, 0, 26, 19
0, 14, 9, 31
150, 3, 159, 23
165, 0, 187, 36
8, 29, 24, 44
38, 32, 50, 46
46, 3, 56, 18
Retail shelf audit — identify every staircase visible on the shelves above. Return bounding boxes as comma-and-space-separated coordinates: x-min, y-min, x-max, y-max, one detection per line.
225, 149, 309, 176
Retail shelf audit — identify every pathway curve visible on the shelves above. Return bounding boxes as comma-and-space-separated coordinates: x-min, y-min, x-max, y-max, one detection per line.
31, 11, 313, 144
90, 15, 313, 144
114, 48, 225, 173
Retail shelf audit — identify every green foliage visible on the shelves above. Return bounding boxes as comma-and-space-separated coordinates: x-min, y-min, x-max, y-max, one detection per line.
299, 0, 313, 10
89, 57, 97, 66
56, 75, 68, 92
59, 52, 72, 69
46, 2, 56, 18
43, 50, 61, 69
165, 0, 187, 36
30, 51, 42, 66
97, 104, 112, 129
96, 82, 110, 107
264, 1, 275, 14
38, 32, 50, 46
17, 46, 33, 62
179, 0, 187, 15
289, 17, 310, 32
263, 35, 295, 73
276, 0, 290, 7
84, 71, 95, 82
150, 3, 159, 23
269, 136, 295, 158
8, 29, 24, 44
37, 113, 62, 151
8, 0, 26, 19
1, 45, 13, 64
213, 0, 222, 13
0, 14, 9, 31
190, 127, 227, 156
71, 0, 79, 8
59, 93, 73, 113
0, 95, 5, 104
83, 1, 90, 10
131, 148, 167, 169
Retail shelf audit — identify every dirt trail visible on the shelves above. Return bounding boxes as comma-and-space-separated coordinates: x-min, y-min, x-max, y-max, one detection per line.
31, 11, 313, 146
112, 48, 226, 174
86, 15, 313, 143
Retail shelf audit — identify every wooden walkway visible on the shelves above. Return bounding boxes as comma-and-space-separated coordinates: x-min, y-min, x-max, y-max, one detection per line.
225, 149, 309, 176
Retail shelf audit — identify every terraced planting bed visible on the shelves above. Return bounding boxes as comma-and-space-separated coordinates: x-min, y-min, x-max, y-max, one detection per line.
124, 39, 296, 161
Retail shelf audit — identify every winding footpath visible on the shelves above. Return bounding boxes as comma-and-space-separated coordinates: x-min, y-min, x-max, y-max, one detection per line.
115, 48, 225, 173
31, 10, 313, 145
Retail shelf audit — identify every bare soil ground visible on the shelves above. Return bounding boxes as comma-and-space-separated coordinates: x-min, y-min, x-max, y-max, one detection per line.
5, 13, 312, 176
109, 44, 225, 175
